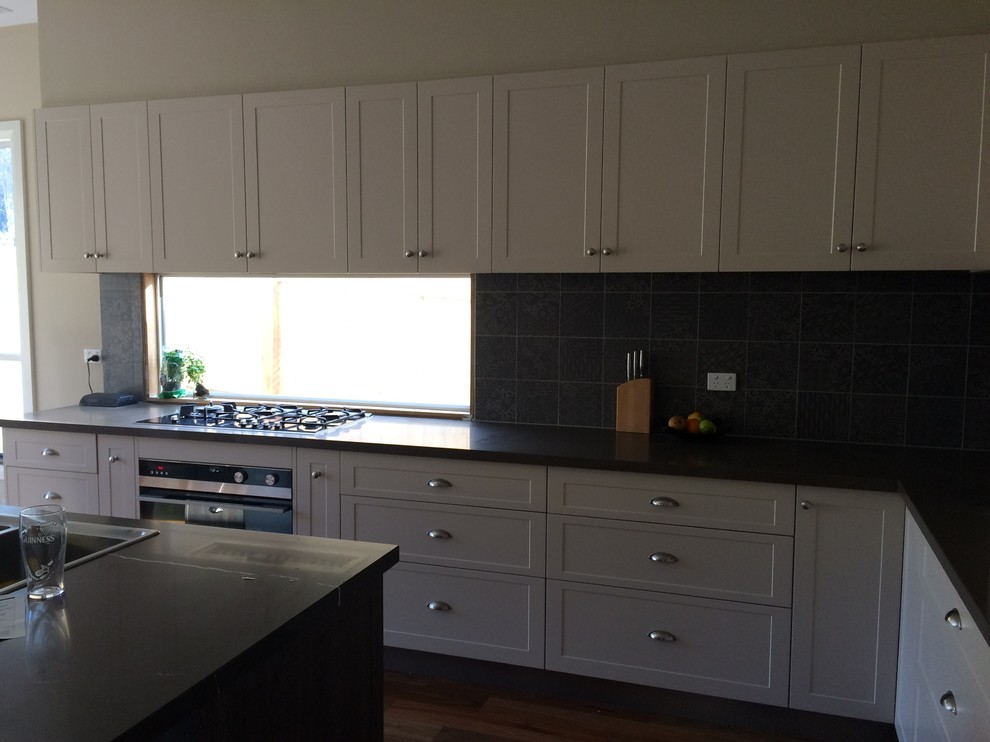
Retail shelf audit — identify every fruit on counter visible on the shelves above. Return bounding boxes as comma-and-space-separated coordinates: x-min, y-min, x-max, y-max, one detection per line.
667, 415, 687, 430
698, 419, 717, 435
667, 410, 719, 435
687, 411, 704, 420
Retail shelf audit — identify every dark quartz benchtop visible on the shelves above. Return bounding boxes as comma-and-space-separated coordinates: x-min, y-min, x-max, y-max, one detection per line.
2, 404, 989, 646
0, 505, 398, 742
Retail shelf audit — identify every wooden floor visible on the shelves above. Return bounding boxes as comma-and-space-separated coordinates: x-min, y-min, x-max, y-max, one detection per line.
383, 671, 811, 742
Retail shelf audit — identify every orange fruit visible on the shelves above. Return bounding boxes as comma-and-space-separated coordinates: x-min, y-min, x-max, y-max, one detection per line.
686, 418, 701, 433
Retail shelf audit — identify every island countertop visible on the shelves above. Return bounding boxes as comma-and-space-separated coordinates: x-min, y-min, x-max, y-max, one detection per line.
2, 403, 989, 647
0, 505, 398, 742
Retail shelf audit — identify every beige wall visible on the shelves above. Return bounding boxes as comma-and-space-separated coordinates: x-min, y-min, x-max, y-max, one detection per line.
0, 24, 102, 410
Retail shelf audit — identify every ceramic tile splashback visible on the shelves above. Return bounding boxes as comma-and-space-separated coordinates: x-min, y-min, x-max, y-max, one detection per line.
474, 271, 990, 450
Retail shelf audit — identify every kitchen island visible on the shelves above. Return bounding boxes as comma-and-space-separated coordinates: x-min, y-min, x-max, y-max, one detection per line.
0, 504, 398, 741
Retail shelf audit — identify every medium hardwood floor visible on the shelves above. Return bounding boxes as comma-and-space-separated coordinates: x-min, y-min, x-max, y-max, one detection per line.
383, 671, 811, 742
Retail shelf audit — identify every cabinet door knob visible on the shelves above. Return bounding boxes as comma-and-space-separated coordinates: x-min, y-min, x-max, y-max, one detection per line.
427, 478, 452, 489
585, 248, 597, 257
233, 251, 245, 258
855, 243, 869, 252
41, 448, 59, 457
245, 251, 257, 259
944, 609, 962, 629
650, 496, 679, 509
427, 600, 451, 611
418, 250, 429, 258
800, 501, 811, 510
404, 250, 415, 258
649, 551, 678, 564
43, 491, 62, 500
601, 247, 613, 256
939, 691, 957, 715
311, 471, 322, 479
82, 252, 96, 259
649, 630, 676, 642
427, 529, 452, 540
108, 455, 119, 464
836, 243, 849, 253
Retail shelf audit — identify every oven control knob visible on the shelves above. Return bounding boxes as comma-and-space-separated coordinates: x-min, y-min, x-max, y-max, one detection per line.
265, 473, 279, 486
233, 470, 247, 484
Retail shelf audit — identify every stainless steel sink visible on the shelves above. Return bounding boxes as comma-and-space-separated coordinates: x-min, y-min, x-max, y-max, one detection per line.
0, 517, 158, 594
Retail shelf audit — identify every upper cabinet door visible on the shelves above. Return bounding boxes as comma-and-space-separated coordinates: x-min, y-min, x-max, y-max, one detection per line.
91, 101, 153, 273
418, 76, 493, 273
149, 95, 247, 273
244, 88, 347, 274
36, 106, 98, 272
853, 34, 990, 271
602, 58, 725, 273
346, 82, 418, 274
719, 46, 861, 272
492, 68, 604, 273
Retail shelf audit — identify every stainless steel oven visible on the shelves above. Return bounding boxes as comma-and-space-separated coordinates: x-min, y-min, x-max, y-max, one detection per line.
138, 459, 293, 534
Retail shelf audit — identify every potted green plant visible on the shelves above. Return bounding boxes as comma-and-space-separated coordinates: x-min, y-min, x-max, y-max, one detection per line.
159, 348, 186, 398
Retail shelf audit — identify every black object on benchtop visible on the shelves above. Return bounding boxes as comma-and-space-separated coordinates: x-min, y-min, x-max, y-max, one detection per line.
79, 392, 139, 407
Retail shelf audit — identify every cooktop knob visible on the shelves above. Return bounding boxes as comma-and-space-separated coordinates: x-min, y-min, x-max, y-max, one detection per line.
233, 470, 247, 484
265, 473, 279, 486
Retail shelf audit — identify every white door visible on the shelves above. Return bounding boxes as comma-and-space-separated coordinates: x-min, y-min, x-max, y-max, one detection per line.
719, 46, 860, 271
602, 57, 725, 272
493, 68, 604, 273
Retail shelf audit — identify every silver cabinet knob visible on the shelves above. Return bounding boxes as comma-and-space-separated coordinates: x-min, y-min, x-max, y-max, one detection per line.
601, 247, 613, 256
108, 455, 119, 464
650, 496, 679, 509
944, 609, 962, 629
311, 471, 322, 479
41, 448, 59, 457
648, 630, 676, 642
82, 252, 96, 259
43, 491, 62, 500
649, 552, 678, 564
404, 250, 415, 258
233, 251, 245, 258
940, 691, 957, 715
418, 250, 428, 258
855, 243, 868, 252
428, 478, 452, 489
245, 251, 257, 259
585, 248, 597, 257
427, 600, 451, 611
800, 501, 811, 510
95, 252, 106, 259
427, 528, 452, 539
836, 243, 849, 253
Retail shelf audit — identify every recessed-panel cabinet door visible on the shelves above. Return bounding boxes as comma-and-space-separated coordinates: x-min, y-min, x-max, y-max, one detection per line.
244, 88, 347, 274
602, 58, 725, 273
493, 68, 604, 273
149, 95, 247, 273
35, 106, 97, 272
853, 34, 990, 271
418, 76, 492, 273
719, 46, 860, 271
346, 82, 418, 273
91, 101, 153, 273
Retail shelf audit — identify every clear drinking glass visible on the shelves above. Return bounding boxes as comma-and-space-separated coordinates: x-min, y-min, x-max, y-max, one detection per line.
19, 504, 67, 600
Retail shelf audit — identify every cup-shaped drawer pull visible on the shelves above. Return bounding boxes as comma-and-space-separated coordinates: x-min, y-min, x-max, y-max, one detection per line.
427, 529, 452, 540
649, 551, 678, 564
650, 496, 679, 509
940, 691, 957, 715
648, 630, 676, 642
43, 491, 63, 500
427, 600, 452, 612
427, 478, 452, 489
41, 448, 60, 457
944, 609, 962, 629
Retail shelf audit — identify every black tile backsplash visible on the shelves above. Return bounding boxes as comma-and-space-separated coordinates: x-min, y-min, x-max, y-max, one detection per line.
474, 270, 990, 450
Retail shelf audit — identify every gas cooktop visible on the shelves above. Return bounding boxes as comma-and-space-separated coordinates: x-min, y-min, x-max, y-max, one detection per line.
139, 403, 371, 434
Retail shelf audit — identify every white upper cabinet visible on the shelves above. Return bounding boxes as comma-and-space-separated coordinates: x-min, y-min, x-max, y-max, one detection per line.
492, 68, 604, 273
244, 88, 348, 274
418, 76, 493, 273
601, 58, 725, 272
36, 106, 97, 272
853, 34, 990, 271
149, 95, 247, 273
719, 46, 861, 272
345, 82, 418, 273
91, 102, 154, 273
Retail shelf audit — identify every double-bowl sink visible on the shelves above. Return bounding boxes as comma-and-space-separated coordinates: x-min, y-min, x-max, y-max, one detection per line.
0, 515, 158, 595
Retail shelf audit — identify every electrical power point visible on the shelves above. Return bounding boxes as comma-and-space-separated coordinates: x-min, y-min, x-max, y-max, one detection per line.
84, 348, 103, 363
706, 372, 736, 392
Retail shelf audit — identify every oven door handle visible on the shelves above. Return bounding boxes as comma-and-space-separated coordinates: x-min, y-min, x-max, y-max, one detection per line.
138, 495, 291, 514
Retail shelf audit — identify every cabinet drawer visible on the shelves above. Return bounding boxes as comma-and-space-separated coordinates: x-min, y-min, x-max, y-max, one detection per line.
2, 430, 97, 473
549, 467, 794, 534
5, 468, 100, 515
548, 515, 792, 606
546, 580, 790, 706
342, 496, 545, 575
341, 452, 546, 510
383, 563, 545, 667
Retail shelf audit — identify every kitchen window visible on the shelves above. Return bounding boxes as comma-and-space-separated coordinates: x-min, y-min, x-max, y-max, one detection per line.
155, 275, 472, 414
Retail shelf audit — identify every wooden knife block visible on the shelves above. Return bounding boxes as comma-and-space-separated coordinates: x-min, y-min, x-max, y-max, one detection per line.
615, 378, 652, 433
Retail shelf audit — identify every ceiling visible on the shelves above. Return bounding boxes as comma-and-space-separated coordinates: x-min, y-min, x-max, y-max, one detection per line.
0, 0, 36, 27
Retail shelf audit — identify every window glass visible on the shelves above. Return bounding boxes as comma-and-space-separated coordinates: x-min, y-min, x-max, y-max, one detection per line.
158, 276, 472, 413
